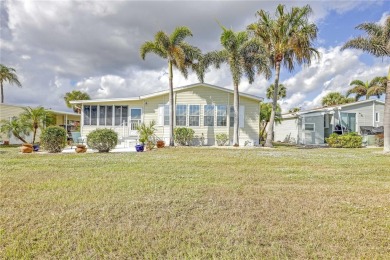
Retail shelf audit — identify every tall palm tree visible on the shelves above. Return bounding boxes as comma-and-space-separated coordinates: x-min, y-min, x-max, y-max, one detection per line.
342, 15, 390, 152
366, 76, 387, 98
0, 64, 22, 103
140, 26, 202, 146
20, 106, 54, 144
266, 84, 286, 100
321, 92, 354, 107
64, 90, 91, 113
259, 102, 281, 142
346, 77, 387, 101
0, 117, 31, 143
248, 4, 320, 148
207, 26, 270, 146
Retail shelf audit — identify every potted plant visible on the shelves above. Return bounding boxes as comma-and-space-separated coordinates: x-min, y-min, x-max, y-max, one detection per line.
156, 140, 165, 148
33, 143, 40, 151
135, 137, 146, 152
21, 143, 33, 153
75, 144, 87, 153
136, 121, 156, 152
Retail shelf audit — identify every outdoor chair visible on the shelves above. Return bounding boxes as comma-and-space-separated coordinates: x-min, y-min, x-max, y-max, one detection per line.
70, 132, 86, 148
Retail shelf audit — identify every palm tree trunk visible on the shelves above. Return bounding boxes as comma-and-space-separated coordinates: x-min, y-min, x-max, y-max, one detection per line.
1, 81, 4, 103
233, 83, 239, 146
265, 60, 281, 147
32, 124, 38, 144
260, 121, 268, 141
383, 66, 390, 153
168, 60, 175, 147
13, 131, 28, 143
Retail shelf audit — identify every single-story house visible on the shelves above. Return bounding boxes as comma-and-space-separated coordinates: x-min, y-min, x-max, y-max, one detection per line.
71, 83, 263, 146
0, 103, 80, 144
274, 99, 385, 145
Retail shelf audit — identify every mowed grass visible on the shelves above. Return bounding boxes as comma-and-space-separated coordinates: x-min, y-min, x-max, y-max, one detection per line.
0, 146, 389, 259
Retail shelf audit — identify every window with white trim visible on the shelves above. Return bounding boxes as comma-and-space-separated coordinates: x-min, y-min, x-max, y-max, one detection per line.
176, 105, 187, 126
189, 105, 200, 126
204, 105, 214, 126
216, 105, 227, 126
305, 123, 315, 131
375, 112, 380, 122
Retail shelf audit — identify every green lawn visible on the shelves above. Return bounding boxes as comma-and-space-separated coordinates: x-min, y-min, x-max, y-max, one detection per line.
1, 146, 389, 258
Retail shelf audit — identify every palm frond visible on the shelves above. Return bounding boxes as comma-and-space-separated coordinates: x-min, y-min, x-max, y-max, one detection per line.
170, 26, 193, 45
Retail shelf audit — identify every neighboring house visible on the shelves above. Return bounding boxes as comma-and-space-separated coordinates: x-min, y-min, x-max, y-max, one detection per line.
0, 103, 80, 144
274, 99, 385, 145
72, 83, 263, 146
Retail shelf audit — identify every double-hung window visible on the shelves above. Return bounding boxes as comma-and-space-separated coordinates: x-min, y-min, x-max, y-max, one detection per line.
83, 105, 97, 126
189, 105, 200, 126
176, 105, 187, 126
216, 105, 227, 126
114, 106, 128, 126
204, 105, 214, 126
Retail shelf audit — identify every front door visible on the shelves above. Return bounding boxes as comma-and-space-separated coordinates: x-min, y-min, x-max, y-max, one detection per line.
129, 108, 142, 135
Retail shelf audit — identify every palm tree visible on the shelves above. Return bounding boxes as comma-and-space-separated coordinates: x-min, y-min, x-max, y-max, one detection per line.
248, 4, 320, 148
20, 106, 54, 144
346, 77, 387, 101
266, 84, 286, 100
207, 26, 270, 146
341, 15, 390, 152
0, 117, 31, 143
64, 90, 90, 113
322, 92, 354, 107
366, 76, 387, 98
140, 26, 202, 146
259, 102, 281, 141
289, 107, 300, 113
0, 64, 22, 103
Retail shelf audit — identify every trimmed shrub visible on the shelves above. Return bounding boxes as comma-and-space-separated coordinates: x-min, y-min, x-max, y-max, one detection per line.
375, 133, 384, 147
87, 128, 118, 152
216, 133, 229, 146
174, 127, 195, 146
326, 132, 362, 148
40, 126, 67, 153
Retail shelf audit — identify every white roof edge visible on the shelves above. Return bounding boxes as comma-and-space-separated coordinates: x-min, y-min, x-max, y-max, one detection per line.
290, 99, 385, 116
71, 83, 264, 104
0, 103, 78, 115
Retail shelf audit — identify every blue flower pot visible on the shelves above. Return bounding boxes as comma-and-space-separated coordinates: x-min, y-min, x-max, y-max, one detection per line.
135, 144, 144, 152
33, 144, 40, 152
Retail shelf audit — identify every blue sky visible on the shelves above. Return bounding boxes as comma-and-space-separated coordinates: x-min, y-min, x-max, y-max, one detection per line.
0, 0, 389, 112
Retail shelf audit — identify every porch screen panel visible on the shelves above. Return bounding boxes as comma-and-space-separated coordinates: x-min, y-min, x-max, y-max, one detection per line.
106, 106, 113, 126
115, 106, 121, 126
84, 105, 91, 125
122, 106, 128, 126
99, 106, 106, 125
340, 113, 356, 132
90, 106, 97, 125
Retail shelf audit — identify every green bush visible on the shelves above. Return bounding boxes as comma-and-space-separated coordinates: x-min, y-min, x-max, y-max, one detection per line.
40, 126, 67, 153
174, 127, 195, 146
326, 132, 362, 148
87, 128, 118, 152
136, 120, 156, 150
216, 133, 229, 146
